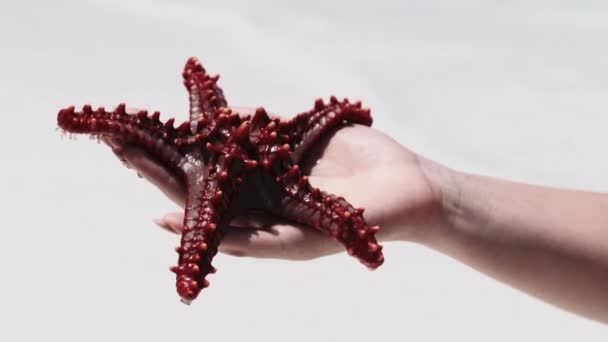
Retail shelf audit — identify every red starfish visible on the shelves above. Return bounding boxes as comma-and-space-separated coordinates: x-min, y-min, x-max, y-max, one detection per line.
57, 57, 384, 303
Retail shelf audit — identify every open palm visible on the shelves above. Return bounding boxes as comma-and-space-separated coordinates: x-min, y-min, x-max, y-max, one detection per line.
107, 110, 438, 260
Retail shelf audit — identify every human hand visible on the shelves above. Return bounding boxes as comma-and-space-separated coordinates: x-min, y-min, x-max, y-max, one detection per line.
105, 108, 442, 260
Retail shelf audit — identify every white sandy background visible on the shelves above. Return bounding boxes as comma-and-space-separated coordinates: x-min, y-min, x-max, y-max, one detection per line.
0, 0, 607, 341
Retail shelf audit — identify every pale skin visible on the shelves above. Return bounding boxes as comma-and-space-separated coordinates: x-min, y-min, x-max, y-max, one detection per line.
107, 108, 608, 323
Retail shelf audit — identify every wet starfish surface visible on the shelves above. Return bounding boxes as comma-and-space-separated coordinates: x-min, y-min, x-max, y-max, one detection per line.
57, 57, 384, 303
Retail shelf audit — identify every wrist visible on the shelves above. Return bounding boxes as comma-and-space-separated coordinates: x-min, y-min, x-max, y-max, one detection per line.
415, 156, 463, 244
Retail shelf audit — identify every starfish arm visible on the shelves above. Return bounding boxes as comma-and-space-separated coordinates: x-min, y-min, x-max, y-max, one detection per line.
58, 104, 185, 168
182, 57, 227, 127
280, 97, 372, 164
172, 161, 235, 303
277, 166, 384, 269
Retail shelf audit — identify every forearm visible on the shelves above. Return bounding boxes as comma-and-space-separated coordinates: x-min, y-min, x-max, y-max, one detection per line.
419, 160, 608, 323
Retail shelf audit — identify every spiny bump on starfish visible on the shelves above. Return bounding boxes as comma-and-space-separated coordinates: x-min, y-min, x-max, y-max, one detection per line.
57, 56, 384, 303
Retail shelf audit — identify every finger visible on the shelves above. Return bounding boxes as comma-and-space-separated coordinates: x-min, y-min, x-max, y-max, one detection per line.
153, 218, 177, 234
100, 107, 187, 206
152, 211, 286, 248
221, 221, 340, 260
153, 211, 280, 235
102, 136, 187, 206
102, 136, 132, 169
121, 147, 187, 207
153, 211, 340, 260
152, 211, 287, 256
220, 227, 287, 258
153, 212, 183, 234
